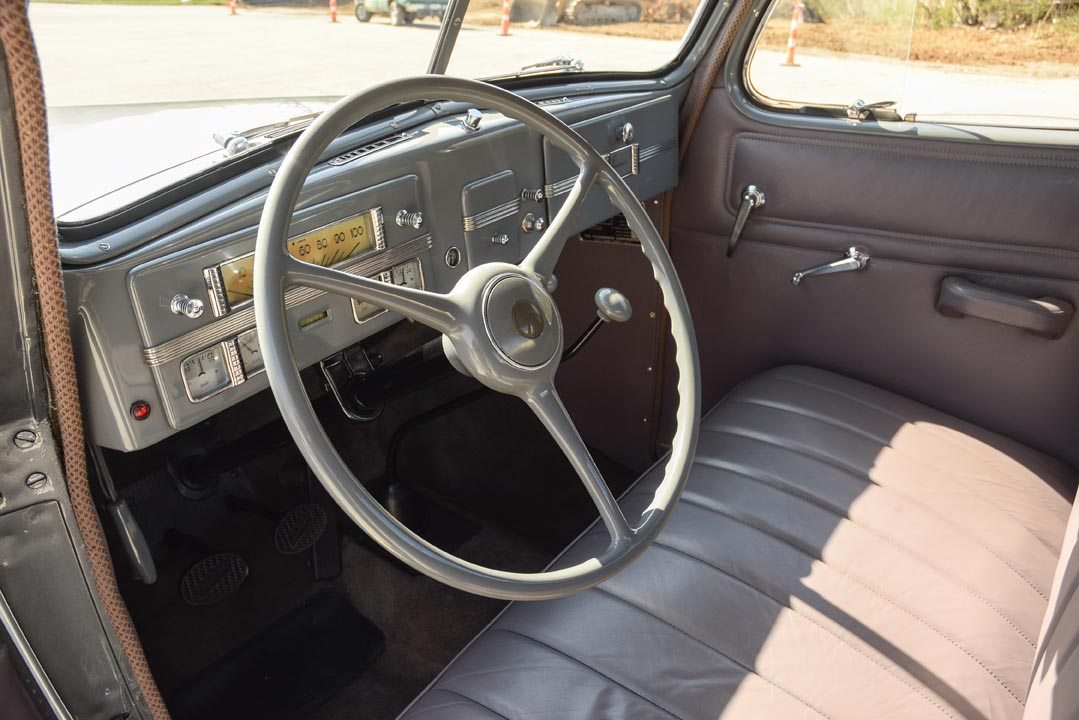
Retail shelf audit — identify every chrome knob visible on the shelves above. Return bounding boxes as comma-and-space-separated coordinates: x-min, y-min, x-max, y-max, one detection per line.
396, 209, 423, 229
618, 122, 634, 144
463, 108, 482, 131
521, 213, 546, 233
521, 188, 545, 202
545, 273, 558, 294
170, 293, 204, 319
595, 287, 632, 323
490, 233, 510, 246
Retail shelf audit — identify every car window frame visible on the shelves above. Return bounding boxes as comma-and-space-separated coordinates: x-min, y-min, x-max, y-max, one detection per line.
727, 0, 1079, 148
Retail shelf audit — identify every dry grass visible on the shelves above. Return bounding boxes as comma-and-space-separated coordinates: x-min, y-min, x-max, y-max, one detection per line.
757, 16, 1079, 71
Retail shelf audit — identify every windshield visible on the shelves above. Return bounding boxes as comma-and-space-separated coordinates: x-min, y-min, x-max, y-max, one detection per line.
30, 0, 706, 222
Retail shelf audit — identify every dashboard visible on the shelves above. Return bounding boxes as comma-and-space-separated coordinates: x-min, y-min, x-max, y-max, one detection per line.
61, 90, 681, 451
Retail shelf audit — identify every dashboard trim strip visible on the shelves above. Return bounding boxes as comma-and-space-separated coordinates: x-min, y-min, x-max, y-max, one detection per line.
544, 139, 671, 198
143, 235, 434, 368
462, 197, 521, 232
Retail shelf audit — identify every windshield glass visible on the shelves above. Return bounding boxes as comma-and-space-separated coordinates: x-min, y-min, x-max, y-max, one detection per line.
30, 0, 706, 222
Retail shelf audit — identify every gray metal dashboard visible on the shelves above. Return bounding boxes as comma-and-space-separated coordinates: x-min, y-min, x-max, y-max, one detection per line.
62, 90, 681, 451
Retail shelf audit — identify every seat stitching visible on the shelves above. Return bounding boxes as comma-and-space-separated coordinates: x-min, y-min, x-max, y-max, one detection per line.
590, 587, 834, 719
423, 688, 512, 719
692, 450, 1049, 603
710, 399, 1035, 518
723, 392, 1054, 510
644, 542, 961, 719
667, 497, 1028, 707
699, 418, 1058, 569
760, 373, 1063, 491
696, 426, 1039, 648
488, 626, 683, 720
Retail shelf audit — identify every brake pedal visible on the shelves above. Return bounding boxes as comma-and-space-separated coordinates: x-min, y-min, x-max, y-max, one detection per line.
180, 552, 249, 606
274, 503, 328, 555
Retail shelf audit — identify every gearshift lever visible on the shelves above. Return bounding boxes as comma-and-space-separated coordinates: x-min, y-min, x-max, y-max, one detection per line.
563, 288, 633, 362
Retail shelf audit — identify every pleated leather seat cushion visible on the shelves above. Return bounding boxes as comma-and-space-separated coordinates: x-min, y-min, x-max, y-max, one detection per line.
398, 366, 1076, 720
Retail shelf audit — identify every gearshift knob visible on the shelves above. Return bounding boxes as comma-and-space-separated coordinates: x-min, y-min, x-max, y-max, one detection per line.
595, 287, 632, 323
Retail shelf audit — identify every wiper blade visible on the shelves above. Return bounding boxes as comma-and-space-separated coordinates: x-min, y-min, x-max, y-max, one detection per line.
213, 111, 321, 156
488, 55, 585, 81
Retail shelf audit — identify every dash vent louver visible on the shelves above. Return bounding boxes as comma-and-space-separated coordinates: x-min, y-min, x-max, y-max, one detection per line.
328, 131, 414, 167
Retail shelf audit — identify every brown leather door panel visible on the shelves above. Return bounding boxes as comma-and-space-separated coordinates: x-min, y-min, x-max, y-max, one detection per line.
669, 91, 1079, 466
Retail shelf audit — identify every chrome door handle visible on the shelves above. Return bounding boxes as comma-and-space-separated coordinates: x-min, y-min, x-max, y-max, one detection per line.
727, 185, 765, 257
792, 246, 870, 286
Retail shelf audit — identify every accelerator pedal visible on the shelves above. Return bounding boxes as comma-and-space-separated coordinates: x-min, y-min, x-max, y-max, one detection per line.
274, 503, 328, 555
180, 552, 249, 606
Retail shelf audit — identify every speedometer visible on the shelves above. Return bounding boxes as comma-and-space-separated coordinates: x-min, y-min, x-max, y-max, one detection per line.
211, 207, 385, 312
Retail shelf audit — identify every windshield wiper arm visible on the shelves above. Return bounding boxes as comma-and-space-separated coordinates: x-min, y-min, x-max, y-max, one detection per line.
485, 55, 586, 82
214, 112, 321, 156
520, 56, 585, 74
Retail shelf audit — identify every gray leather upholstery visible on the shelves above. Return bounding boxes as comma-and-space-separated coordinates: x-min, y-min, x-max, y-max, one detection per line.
399, 366, 1076, 720
1025, 495, 1079, 719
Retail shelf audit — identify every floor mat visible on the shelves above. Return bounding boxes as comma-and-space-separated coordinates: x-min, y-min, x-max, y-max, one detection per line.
169, 588, 384, 720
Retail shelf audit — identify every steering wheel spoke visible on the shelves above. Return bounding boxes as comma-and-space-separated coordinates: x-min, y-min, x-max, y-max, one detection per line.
523, 382, 633, 545
285, 255, 459, 334
521, 162, 600, 280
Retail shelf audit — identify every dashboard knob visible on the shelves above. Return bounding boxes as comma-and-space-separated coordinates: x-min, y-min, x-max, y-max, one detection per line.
595, 287, 632, 323
618, 122, 635, 144
521, 213, 546, 233
170, 293, 204, 319
396, 209, 424, 229
463, 108, 483, 131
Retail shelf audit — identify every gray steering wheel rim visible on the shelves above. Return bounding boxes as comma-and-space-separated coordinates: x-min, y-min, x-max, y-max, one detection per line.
254, 75, 700, 601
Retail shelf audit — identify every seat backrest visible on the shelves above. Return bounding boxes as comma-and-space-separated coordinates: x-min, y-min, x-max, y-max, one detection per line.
1025, 498, 1079, 718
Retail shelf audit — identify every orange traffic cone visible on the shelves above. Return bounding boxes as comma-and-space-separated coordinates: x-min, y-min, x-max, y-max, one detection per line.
499, 0, 512, 35
783, 0, 804, 66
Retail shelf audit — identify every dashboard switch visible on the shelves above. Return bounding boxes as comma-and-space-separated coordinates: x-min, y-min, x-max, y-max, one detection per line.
396, 209, 424, 230
170, 293, 205, 319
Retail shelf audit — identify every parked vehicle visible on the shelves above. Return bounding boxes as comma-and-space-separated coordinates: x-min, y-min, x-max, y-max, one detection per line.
354, 0, 446, 24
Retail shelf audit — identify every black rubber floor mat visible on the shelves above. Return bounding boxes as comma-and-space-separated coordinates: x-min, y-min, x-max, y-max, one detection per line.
169, 589, 384, 720
275, 503, 328, 555
180, 552, 249, 606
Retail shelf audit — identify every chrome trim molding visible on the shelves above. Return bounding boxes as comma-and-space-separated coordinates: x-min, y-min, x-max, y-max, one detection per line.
545, 139, 669, 198
462, 197, 521, 232
145, 235, 434, 367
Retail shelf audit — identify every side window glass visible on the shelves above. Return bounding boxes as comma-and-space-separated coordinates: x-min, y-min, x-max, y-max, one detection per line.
745, 0, 1079, 130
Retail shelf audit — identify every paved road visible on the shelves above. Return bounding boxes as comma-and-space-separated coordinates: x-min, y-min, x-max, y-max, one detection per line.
30, 3, 678, 107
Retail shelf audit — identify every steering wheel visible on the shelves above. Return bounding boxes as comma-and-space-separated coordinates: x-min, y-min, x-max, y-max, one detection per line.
254, 76, 700, 601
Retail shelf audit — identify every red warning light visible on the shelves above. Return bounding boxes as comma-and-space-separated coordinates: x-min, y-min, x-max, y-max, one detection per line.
130, 401, 151, 421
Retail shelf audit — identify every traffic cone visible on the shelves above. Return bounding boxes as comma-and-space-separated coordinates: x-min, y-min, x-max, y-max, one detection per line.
499, 0, 512, 35
229, 0, 238, 16
330, 0, 338, 23
783, 0, 804, 66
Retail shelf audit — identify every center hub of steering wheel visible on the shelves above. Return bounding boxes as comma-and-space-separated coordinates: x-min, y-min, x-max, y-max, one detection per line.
483, 274, 560, 368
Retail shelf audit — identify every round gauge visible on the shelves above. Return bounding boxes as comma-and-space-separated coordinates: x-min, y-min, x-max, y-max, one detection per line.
181, 345, 232, 402
236, 328, 263, 375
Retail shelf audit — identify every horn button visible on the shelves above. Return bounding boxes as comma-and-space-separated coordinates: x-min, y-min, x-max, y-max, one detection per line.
483, 274, 560, 368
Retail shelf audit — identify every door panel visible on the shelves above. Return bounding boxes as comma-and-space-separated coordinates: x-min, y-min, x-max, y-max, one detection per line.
669, 89, 1079, 466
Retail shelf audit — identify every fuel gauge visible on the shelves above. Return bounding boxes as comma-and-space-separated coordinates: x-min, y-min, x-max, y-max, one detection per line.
236, 328, 264, 375
181, 344, 234, 402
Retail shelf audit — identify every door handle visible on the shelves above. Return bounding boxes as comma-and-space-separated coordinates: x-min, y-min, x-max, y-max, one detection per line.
937, 276, 1073, 339
792, 246, 870, 286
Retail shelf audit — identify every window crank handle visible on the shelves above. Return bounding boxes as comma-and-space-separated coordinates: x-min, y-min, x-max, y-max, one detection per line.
792, 246, 870, 286
727, 185, 765, 257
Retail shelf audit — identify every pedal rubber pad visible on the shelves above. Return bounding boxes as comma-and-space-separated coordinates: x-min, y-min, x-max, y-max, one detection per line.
274, 503, 328, 555
180, 552, 249, 606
